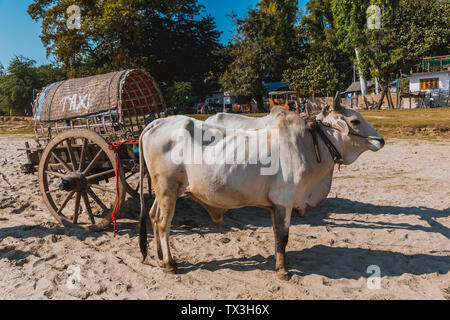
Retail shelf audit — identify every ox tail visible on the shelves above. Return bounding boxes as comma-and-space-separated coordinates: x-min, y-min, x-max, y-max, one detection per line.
138, 124, 152, 262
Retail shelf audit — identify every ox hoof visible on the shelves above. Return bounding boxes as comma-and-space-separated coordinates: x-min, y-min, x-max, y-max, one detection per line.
277, 270, 291, 281
164, 262, 178, 274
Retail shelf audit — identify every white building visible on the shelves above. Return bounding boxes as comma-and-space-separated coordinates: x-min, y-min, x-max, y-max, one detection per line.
405, 70, 449, 108
409, 70, 449, 93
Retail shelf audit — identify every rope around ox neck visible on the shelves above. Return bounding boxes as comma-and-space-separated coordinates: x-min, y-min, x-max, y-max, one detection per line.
305, 118, 344, 165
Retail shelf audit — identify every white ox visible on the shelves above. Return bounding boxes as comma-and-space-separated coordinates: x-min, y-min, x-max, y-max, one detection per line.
138, 105, 384, 279
206, 106, 311, 217
206, 111, 275, 129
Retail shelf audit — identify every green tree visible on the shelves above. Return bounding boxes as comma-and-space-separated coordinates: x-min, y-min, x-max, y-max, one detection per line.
220, 42, 268, 108
27, 0, 221, 94
166, 81, 193, 111
220, 0, 302, 109
36, 64, 66, 88
332, 0, 449, 85
202, 46, 234, 95
302, 0, 335, 43
373, 0, 449, 77
284, 0, 351, 96
284, 50, 342, 97
0, 56, 65, 115
0, 56, 39, 115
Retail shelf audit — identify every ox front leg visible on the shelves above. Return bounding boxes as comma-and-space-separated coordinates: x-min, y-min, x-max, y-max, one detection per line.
272, 204, 292, 280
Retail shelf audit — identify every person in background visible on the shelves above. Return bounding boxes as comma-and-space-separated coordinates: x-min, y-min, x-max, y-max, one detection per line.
197, 103, 203, 114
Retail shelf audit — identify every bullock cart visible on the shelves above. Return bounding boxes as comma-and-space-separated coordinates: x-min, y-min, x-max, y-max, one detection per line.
21, 69, 165, 231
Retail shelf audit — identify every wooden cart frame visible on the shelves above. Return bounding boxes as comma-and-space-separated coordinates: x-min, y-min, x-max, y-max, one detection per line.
22, 69, 165, 231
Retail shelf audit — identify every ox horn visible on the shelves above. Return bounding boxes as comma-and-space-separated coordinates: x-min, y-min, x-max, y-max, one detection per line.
320, 103, 329, 116
304, 100, 311, 117
294, 100, 301, 114
332, 91, 342, 111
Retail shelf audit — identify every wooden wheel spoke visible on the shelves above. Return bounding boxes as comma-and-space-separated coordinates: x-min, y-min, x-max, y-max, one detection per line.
134, 182, 140, 193
56, 190, 76, 215
82, 192, 95, 224
45, 187, 61, 194
65, 140, 78, 171
125, 171, 137, 179
45, 170, 66, 179
51, 151, 72, 172
90, 184, 116, 194
78, 138, 88, 172
72, 192, 81, 224
87, 187, 108, 212
83, 149, 104, 175
86, 168, 116, 182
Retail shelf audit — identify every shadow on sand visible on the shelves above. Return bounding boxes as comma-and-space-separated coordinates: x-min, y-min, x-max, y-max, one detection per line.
1, 196, 448, 277
177, 245, 449, 279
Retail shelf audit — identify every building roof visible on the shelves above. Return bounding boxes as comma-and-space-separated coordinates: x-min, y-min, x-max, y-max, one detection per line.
263, 82, 290, 93
268, 91, 297, 95
345, 80, 375, 93
410, 70, 450, 77
421, 55, 450, 72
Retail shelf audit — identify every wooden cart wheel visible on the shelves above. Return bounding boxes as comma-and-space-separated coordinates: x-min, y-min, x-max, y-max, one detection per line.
38, 129, 125, 231
120, 165, 151, 199
116, 141, 151, 199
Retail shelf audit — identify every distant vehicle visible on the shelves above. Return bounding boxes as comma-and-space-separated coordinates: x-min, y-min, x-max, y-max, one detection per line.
268, 91, 299, 112
231, 104, 251, 113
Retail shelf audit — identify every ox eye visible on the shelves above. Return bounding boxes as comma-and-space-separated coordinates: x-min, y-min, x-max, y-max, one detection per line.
350, 119, 360, 125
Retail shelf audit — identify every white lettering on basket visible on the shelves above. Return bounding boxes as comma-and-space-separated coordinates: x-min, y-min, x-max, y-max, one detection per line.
61, 94, 92, 112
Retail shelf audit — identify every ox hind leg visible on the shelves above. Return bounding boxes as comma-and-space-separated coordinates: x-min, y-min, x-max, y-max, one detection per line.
272, 204, 292, 280
270, 210, 277, 257
154, 182, 178, 274
148, 200, 163, 261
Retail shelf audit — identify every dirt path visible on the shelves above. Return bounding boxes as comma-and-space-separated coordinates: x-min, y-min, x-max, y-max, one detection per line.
0, 136, 448, 299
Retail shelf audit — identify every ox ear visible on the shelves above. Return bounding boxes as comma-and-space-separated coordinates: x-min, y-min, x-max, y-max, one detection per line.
329, 117, 349, 134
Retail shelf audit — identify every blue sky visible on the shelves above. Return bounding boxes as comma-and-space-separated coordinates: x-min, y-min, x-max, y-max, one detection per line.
0, 0, 50, 66
0, 0, 307, 67
198, 0, 260, 43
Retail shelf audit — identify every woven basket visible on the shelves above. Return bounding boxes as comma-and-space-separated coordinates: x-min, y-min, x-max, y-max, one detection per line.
34, 69, 165, 123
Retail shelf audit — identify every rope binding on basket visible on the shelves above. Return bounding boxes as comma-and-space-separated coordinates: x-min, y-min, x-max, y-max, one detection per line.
108, 138, 139, 236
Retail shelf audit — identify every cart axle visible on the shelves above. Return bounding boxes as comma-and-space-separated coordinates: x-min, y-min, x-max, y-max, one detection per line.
59, 173, 87, 192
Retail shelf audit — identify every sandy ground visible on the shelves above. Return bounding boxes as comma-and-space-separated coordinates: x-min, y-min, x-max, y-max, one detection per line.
0, 135, 448, 300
